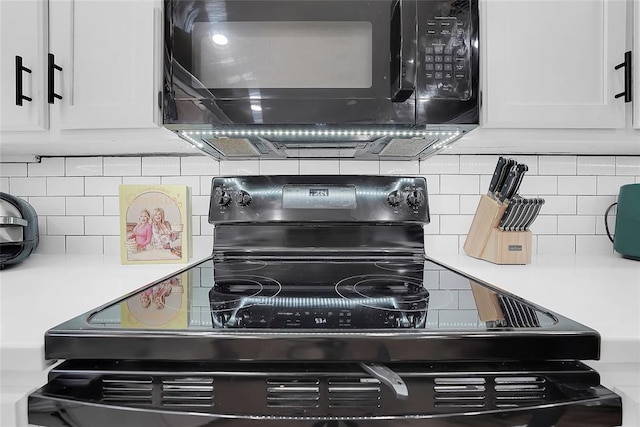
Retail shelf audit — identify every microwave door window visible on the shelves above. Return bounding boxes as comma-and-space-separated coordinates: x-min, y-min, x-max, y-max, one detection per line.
194, 21, 373, 90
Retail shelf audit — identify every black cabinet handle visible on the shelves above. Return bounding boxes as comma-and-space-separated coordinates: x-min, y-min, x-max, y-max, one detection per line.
48, 53, 63, 104
614, 51, 632, 103
15, 56, 32, 106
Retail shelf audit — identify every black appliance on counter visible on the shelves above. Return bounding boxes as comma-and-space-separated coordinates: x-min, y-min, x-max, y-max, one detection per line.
0, 192, 39, 268
163, 0, 479, 160
28, 176, 621, 426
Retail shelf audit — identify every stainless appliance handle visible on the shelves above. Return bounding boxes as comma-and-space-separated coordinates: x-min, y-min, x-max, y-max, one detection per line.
360, 362, 409, 400
0, 216, 28, 226
390, 0, 416, 102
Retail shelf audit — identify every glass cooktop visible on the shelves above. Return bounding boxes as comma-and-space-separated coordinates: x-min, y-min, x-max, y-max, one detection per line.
44, 256, 600, 363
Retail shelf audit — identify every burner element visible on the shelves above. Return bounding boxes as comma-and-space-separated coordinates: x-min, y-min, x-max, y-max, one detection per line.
209, 276, 281, 327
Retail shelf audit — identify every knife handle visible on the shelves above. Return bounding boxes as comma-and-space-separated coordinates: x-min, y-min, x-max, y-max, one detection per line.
498, 165, 517, 202
488, 156, 507, 194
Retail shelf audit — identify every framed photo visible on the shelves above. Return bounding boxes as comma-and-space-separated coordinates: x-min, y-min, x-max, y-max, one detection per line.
119, 185, 191, 264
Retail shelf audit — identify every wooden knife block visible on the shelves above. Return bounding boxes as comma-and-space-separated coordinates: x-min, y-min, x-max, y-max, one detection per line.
463, 194, 532, 265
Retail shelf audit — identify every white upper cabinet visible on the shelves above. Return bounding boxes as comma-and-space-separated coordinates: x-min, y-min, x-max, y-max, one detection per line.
482, 0, 629, 129
48, 0, 161, 130
0, 0, 161, 135
0, 1, 49, 132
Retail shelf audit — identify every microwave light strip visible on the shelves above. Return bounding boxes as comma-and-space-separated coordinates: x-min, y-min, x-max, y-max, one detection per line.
180, 129, 460, 138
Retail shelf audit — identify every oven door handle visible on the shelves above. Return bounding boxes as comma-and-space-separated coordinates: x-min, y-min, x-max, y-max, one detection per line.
360, 362, 409, 400
390, 0, 416, 102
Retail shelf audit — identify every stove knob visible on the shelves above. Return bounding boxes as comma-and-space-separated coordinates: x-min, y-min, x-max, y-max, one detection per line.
406, 189, 425, 209
387, 190, 403, 208
237, 190, 252, 207
215, 188, 232, 207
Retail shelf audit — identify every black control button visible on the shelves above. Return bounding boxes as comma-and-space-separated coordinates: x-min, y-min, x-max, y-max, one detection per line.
435, 72, 443, 79
425, 63, 434, 70
435, 55, 443, 62
236, 190, 252, 207
444, 64, 452, 71
444, 55, 452, 63
444, 47, 453, 55
434, 46, 444, 54
425, 55, 434, 62
427, 29, 436, 35
444, 72, 452, 79
387, 190, 403, 208
455, 73, 466, 80
427, 21, 437, 26
425, 72, 434, 79
425, 47, 435, 54
435, 63, 443, 71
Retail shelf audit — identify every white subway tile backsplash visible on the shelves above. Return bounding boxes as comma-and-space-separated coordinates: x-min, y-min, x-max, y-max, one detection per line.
36, 235, 65, 254
459, 194, 481, 215
577, 195, 617, 215
1, 154, 637, 257
85, 216, 120, 236
192, 195, 211, 216
66, 236, 103, 255
379, 160, 419, 175
220, 160, 260, 175
104, 157, 141, 176
615, 156, 640, 176
28, 197, 66, 216
0, 163, 27, 177
424, 235, 459, 255
558, 176, 596, 195
576, 235, 615, 255
542, 195, 576, 215
440, 175, 479, 194
577, 156, 615, 176
557, 215, 596, 235
459, 155, 497, 174
539, 156, 577, 175
517, 176, 557, 196
142, 156, 181, 176
66, 197, 103, 216
339, 160, 379, 175
537, 235, 576, 254
122, 176, 161, 185
27, 158, 65, 177
47, 216, 84, 235
10, 177, 47, 196
85, 177, 122, 196
299, 160, 339, 175
260, 159, 300, 175
419, 156, 459, 174
423, 175, 440, 195
528, 215, 557, 235
161, 176, 200, 194
428, 195, 460, 215
181, 156, 220, 176
47, 177, 84, 196
66, 157, 103, 176
596, 176, 635, 195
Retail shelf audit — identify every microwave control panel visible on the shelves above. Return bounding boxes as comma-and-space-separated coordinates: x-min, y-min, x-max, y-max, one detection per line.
419, 0, 475, 100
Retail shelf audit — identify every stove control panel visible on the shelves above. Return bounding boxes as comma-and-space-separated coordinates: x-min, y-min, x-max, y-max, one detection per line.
209, 175, 430, 224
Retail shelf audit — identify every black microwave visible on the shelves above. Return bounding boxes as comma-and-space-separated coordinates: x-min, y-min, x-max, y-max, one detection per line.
163, 0, 479, 160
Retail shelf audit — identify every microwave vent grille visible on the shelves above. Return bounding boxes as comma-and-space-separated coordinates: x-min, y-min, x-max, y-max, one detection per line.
205, 138, 261, 157
379, 138, 435, 157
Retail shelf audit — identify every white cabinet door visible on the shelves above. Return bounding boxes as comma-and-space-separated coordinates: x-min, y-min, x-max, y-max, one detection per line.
482, 0, 628, 128
0, 0, 49, 131
48, 0, 161, 130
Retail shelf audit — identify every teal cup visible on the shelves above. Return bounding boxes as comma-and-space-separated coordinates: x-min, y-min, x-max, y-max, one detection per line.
607, 183, 640, 260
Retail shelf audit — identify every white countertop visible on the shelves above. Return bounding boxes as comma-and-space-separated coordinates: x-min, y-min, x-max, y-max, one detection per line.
1, 251, 639, 426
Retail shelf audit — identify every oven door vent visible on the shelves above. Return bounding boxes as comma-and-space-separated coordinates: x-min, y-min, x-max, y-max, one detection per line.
161, 377, 215, 408
266, 378, 320, 408
328, 379, 382, 408
433, 377, 486, 408
101, 376, 153, 406
494, 376, 547, 408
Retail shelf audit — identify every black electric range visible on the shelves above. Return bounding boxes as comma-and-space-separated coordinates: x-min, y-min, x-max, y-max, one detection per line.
28, 176, 622, 427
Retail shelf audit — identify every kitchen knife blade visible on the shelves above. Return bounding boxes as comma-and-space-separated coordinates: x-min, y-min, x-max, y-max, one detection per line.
488, 156, 507, 196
